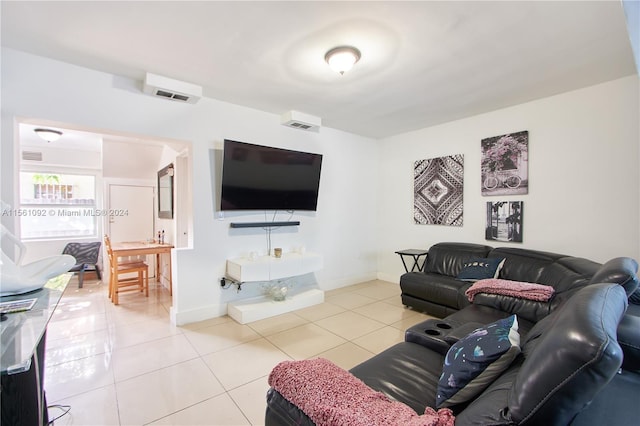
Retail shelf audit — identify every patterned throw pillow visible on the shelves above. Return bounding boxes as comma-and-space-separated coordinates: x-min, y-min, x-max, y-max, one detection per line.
436, 315, 520, 408
456, 258, 505, 282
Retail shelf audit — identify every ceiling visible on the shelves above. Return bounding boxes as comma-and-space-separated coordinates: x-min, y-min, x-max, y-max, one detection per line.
2, 1, 637, 139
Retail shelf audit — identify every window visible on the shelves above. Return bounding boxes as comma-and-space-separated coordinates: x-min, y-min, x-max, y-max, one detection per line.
19, 172, 97, 239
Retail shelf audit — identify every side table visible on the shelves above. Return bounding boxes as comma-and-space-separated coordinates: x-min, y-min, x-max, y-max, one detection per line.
395, 249, 429, 273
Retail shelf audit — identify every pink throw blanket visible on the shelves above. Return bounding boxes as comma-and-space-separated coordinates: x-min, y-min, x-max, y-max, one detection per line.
465, 278, 555, 302
269, 358, 455, 426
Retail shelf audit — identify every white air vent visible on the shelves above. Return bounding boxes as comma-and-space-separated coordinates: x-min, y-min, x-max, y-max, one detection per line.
22, 151, 43, 161
143, 72, 202, 104
281, 110, 321, 132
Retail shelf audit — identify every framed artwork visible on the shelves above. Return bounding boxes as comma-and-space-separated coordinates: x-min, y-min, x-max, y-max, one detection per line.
414, 154, 464, 226
485, 201, 523, 243
481, 131, 528, 196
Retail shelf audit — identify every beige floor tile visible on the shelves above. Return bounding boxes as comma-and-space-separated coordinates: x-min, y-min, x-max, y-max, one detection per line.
110, 316, 181, 349
248, 312, 309, 336
315, 342, 375, 370
228, 376, 271, 426
179, 315, 232, 331
324, 285, 358, 297
266, 323, 346, 359
315, 311, 385, 340
45, 352, 115, 402
116, 358, 225, 425
351, 282, 401, 300
382, 294, 408, 308
293, 302, 346, 321
182, 320, 261, 356
112, 334, 199, 382
48, 384, 119, 426
52, 295, 108, 321
107, 302, 170, 326
203, 338, 291, 390
45, 329, 112, 368
149, 393, 250, 425
353, 326, 406, 354
325, 292, 377, 310
353, 301, 420, 325
46, 313, 110, 341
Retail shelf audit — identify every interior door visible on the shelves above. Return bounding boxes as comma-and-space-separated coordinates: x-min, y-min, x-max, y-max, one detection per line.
108, 184, 155, 273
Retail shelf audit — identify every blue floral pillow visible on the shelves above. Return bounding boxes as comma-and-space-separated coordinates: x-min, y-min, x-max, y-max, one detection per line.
436, 315, 520, 408
456, 257, 505, 282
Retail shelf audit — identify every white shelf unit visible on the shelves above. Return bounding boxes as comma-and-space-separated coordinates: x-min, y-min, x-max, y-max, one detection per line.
226, 252, 323, 282
227, 288, 324, 324
225, 252, 324, 324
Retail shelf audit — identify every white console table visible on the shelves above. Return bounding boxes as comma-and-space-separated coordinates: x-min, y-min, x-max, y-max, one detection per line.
225, 252, 324, 324
226, 252, 323, 282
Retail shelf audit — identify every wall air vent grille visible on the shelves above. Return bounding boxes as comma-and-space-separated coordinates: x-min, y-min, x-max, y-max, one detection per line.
280, 111, 321, 132
143, 72, 202, 104
22, 151, 43, 161
289, 122, 313, 130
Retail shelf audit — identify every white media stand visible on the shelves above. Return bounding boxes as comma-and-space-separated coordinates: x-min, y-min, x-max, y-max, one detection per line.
226, 252, 324, 324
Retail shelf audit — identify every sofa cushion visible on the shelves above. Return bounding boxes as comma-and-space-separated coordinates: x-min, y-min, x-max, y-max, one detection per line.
487, 247, 562, 283
400, 272, 471, 310
349, 342, 445, 415
268, 358, 455, 426
424, 243, 493, 277
456, 258, 505, 282
436, 315, 520, 408
589, 257, 639, 298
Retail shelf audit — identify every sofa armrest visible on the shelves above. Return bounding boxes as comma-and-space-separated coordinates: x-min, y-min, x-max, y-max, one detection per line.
405, 318, 483, 354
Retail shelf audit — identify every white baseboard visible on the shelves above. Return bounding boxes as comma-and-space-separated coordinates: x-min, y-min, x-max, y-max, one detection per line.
170, 303, 226, 326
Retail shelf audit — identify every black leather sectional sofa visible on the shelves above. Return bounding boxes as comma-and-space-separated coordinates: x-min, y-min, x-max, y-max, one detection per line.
265, 243, 640, 425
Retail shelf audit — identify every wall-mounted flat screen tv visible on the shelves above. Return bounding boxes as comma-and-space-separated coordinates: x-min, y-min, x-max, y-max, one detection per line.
220, 139, 323, 211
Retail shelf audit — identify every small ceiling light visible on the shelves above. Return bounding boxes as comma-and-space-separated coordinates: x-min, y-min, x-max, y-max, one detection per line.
34, 128, 63, 143
325, 46, 361, 75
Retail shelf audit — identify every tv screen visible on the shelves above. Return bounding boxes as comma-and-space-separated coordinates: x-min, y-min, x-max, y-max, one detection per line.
220, 139, 323, 211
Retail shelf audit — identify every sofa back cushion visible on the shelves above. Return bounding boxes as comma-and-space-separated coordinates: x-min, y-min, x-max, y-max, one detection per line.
589, 257, 639, 298
507, 284, 626, 425
488, 247, 566, 283
425, 243, 493, 277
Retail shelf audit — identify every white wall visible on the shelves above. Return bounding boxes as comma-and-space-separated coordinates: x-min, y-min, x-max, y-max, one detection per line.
377, 75, 640, 283
1, 48, 379, 324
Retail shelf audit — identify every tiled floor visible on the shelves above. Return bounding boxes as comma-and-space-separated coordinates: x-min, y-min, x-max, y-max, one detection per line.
45, 278, 435, 425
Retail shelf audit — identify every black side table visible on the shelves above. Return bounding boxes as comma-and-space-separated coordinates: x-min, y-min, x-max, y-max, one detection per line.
395, 249, 429, 273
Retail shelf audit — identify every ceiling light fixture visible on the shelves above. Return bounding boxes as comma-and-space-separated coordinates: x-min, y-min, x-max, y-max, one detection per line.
325, 46, 361, 75
34, 128, 63, 143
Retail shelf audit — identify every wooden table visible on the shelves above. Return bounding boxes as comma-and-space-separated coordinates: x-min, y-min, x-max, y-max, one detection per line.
110, 241, 174, 295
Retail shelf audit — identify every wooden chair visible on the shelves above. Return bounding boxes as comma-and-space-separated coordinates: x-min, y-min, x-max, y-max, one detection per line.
104, 235, 149, 305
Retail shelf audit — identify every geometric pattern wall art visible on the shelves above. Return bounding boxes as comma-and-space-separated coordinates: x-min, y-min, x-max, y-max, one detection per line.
414, 154, 464, 226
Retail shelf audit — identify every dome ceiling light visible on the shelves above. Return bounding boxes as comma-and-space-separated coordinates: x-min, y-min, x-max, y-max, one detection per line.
324, 46, 361, 75
34, 128, 63, 143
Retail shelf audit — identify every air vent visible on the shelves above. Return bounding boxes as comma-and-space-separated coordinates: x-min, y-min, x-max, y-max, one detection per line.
281, 110, 321, 132
143, 72, 202, 104
22, 151, 43, 161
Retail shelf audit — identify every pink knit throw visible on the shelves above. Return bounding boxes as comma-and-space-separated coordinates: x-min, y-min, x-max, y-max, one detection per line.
268, 358, 454, 426
465, 278, 555, 302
